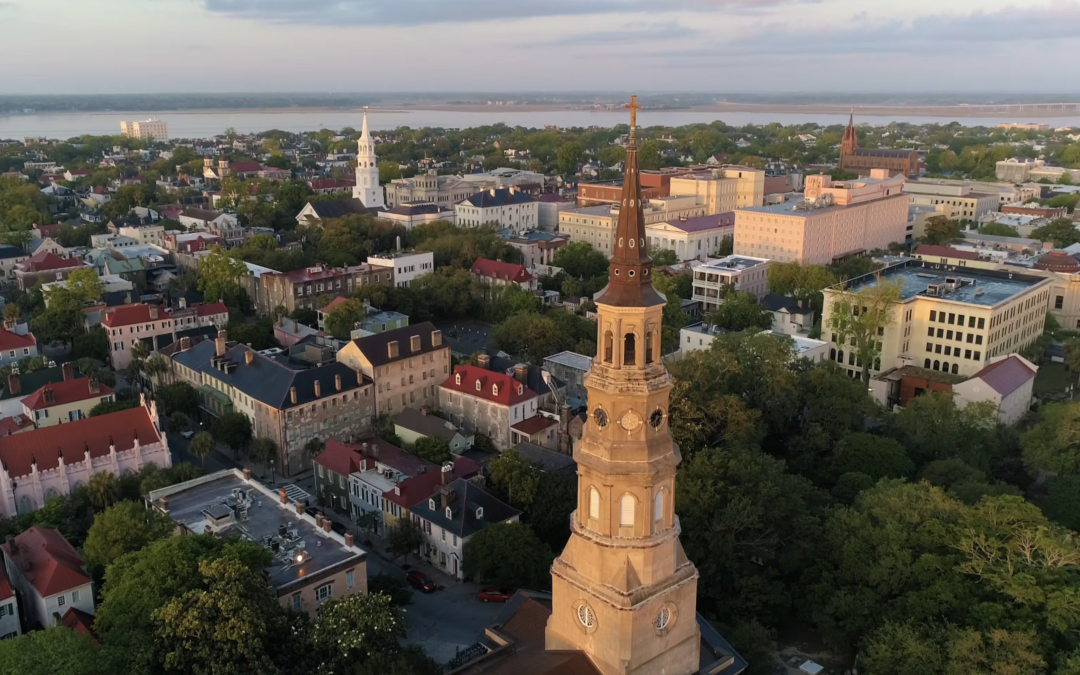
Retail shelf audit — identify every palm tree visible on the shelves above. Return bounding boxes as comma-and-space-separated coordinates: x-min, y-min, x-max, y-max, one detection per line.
143, 356, 168, 392
167, 412, 193, 435
304, 438, 325, 461
87, 472, 120, 511
190, 431, 216, 468
248, 438, 278, 479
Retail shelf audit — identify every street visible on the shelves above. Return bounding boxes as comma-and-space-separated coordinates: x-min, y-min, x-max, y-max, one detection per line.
165, 429, 505, 665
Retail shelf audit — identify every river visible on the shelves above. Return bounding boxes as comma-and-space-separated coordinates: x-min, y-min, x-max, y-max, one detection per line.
3, 109, 1080, 140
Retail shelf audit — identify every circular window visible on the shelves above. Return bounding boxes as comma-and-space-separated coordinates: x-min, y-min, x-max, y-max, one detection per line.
655, 607, 670, 631
649, 408, 664, 429
619, 238, 624, 248
614, 268, 621, 275
640, 238, 645, 249
628, 270, 636, 277
629, 238, 636, 248
644, 268, 650, 276
593, 408, 609, 428
578, 604, 596, 628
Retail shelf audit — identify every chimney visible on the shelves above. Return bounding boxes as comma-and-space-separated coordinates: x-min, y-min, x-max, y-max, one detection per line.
357, 370, 364, 385
43, 388, 55, 405
395, 235, 401, 252
322, 519, 332, 533
244, 350, 254, 365
441, 461, 454, 486
410, 335, 421, 353
178, 297, 187, 309
295, 499, 306, 516
149, 305, 159, 320
476, 354, 491, 370
489, 187, 496, 197
344, 532, 354, 547
335, 374, 342, 391
243, 467, 252, 481
314, 380, 322, 398
290, 386, 297, 405
431, 330, 442, 347
388, 341, 399, 359
278, 487, 288, 504
61, 362, 74, 381
158, 495, 169, 512
180, 336, 191, 351
513, 363, 528, 384
215, 330, 227, 357
6, 373, 18, 396
88, 379, 100, 395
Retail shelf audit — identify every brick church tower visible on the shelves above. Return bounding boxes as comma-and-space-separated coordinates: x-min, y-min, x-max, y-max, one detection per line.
841, 108, 859, 157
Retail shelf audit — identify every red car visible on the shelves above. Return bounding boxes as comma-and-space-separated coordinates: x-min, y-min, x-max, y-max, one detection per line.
406, 570, 436, 593
478, 587, 513, 603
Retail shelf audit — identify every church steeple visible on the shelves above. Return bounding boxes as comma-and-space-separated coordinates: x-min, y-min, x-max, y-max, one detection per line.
841, 107, 859, 156
546, 96, 701, 675
353, 107, 385, 209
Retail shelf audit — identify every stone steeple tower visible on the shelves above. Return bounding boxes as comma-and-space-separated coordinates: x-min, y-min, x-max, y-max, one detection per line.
353, 108, 385, 209
841, 107, 859, 157
545, 96, 701, 675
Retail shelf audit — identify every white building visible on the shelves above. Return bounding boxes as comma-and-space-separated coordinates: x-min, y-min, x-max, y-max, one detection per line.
0, 564, 19, 638
353, 110, 385, 210
120, 119, 168, 141
678, 325, 830, 362
953, 354, 1038, 426
455, 187, 538, 232
379, 202, 455, 230
367, 251, 434, 288
690, 255, 772, 313
645, 213, 733, 263
2, 527, 94, 630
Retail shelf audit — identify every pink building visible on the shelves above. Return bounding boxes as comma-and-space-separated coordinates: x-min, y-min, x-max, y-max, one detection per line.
14, 252, 88, 291
734, 169, 908, 265
102, 301, 228, 369
0, 398, 171, 517
469, 258, 536, 291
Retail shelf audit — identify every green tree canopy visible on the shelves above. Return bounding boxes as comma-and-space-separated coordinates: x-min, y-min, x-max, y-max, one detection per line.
0, 627, 112, 675
488, 448, 540, 508
462, 522, 552, 590
1022, 401, 1080, 475
551, 241, 609, 279
84, 500, 175, 570
1030, 218, 1080, 248
709, 291, 774, 332
922, 216, 963, 245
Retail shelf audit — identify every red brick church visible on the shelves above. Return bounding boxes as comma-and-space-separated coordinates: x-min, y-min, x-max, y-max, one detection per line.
840, 111, 919, 178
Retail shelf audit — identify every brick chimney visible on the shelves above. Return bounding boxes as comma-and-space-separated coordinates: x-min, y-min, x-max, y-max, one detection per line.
6, 372, 18, 396
290, 387, 297, 405
344, 532, 354, 547
295, 499, 306, 516
476, 354, 491, 370
441, 461, 454, 486
314, 380, 321, 398
149, 305, 159, 320
244, 350, 254, 365
278, 487, 288, 504
322, 518, 331, 533
180, 336, 191, 351
513, 363, 528, 384
61, 362, 74, 382
215, 330, 227, 357
243, 467, 251, 481
431, 330, 442, 347
88, 379, 100, 395
43, 388, 55, 405
335, 374, 342, 391
388, 341, 399, 359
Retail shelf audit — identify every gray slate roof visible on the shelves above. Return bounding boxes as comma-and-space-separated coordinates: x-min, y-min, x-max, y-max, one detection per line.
408, 478, 519, 538
760, 294, 814, 315
351, 322, 445, 368
305, 199, 370, 219
395, 407, 464, 443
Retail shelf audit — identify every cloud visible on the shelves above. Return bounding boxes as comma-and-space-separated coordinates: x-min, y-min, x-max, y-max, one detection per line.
196, 0, 804, 26
535, 21, 697, 47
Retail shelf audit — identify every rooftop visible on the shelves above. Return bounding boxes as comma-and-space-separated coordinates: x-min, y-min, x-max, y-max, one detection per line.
969, 355, 1037, 397
149, 469, 365, 591
395, 407, 466, 443
842, 259, 1048, 306
543, 351, 593, 372
692, 255, 771, 273
441, 365, 536, 406
408, 477, 519, 538
22, 377, 113, 411
2, 526, 90, 597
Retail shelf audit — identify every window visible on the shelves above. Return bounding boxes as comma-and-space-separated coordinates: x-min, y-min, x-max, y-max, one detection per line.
930, 311, 937, 321
620, 494, 635, 527
653, 490, 664, 522
577, 604, 595, 628
315, 583, 333, 602
72, 590, 80, 602
589, 487, 600, 520
927, 327, 934, 337
57, 594, 66, 607
977, 318, 985, 329
346, 570, 355, 589
624, 333, 636, 366
1056, 295, 1064, 310
293, 594, 302, 611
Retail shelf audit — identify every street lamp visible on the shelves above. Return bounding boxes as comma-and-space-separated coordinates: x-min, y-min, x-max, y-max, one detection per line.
270, 459, 276, 486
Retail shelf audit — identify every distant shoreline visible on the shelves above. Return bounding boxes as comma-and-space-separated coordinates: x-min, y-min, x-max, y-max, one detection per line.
4, 102, 1079, 119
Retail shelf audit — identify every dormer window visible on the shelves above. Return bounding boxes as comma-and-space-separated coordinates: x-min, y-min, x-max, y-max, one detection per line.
428, 499, 436, 510
517, 384, 523, 395
475, 380, 481, 391
492, 384, 499, 396
455, 373, 461, 385
476, 507, 484, 519
445, 507, 452, 519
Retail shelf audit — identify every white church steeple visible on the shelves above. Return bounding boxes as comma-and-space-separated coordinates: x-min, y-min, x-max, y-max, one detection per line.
353, 107, 385, 209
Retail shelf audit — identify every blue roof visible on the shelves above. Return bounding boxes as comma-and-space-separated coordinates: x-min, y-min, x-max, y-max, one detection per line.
846, 260, 1046, 307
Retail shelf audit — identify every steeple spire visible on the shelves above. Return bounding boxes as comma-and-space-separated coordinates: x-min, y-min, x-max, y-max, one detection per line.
841, 107, 859, 157
360, 106, 372, 142
594, 95, 665, 308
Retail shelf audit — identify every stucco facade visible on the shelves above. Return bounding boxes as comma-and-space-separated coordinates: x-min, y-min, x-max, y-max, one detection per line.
336, 323, 450, 417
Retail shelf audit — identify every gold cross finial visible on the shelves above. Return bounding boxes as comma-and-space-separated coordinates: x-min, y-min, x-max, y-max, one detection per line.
625, 95, 641, 131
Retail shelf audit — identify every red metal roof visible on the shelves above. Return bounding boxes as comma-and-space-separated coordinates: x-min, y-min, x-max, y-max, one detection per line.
21, 251, 83, 273
914, 245, 979, 261
0, 415, 32, 437
313, 440, 364, 478
440, 365, 536, 406
510, 416, 558, 436
61, 607, 95, 636
320, 296, 350, 314
101, 303, 165, 328
0, 328, 36, 352
195, 302, 229, 317
1, 527, 91, 597
470, 258, 533, 284
382, 456, 480, 509
0, 404, 160, 478
229, 161, 264, 173
970, 355, 1037, 397
22, 377, 113, 411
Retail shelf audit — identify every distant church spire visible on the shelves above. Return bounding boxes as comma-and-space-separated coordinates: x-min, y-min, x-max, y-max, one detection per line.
842, 107, 859, 157
353, 107, 385, 209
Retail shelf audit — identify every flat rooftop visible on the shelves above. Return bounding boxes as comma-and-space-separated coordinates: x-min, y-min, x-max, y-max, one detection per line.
693, 255, 771, 272
150, 470, 365, 591
844, 260, 1047, 306
544, 351, 593, 372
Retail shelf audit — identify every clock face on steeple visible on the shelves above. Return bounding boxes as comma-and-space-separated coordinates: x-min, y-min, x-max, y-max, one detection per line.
649, 408, 665, 430
592, 408, 609, 429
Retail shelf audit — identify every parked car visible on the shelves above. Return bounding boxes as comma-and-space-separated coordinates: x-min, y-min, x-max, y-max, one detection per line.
180, 430, 195, 440
478, 587, 513, 603
406, 570, 436, 593
306, 506, 323, 519
330, 521, 347, 536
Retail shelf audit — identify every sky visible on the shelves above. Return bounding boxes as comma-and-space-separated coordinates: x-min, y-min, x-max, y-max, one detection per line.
2, 0, 1079, 94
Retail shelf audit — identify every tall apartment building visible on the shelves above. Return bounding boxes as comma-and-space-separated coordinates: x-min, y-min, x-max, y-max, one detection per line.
257, 264, 393, 315
120, 119, 169, 141
558, 195, 706, 254
690, 255, 772, 313
821, 259, 1052, 380
734, 170, 908, 264
668, 166, 765, 213
903, 181, 1000, 221
336, 322, 451, 417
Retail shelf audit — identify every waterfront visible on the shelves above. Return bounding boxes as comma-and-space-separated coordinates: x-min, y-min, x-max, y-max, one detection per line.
4, 108, 1080, 140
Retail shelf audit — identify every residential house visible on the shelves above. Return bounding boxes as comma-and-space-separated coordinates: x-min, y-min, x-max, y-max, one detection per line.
31, 237, 67, 259
470, 258, 536, 292
0, 400, 171, 517
366, 251, 435, 288
0, 328, 38, 369
760, 294, 816, 336
0, 415, 33, 438
408, 471, 520, 580
149, 468, 367, 617
315, 439, 432, 528
21, 365, 113, 427
0, 563, 18, 638
178, 208, 244, 247
953, 354, 1038, 426
543, 351, 593, 404
394, 406, 474, 454
0, 365, 71, 420
336, 323, 449, 417
690, 255, 772, 313
256, 263, 393, 316
102, 302, 228, 370
13, 251, 87, 291
163, 232, 223, 254
167, 333, 375, 476
294, 199, 370, 228
438, 365, 553, 451
2, 527, 94, 630
501, 230, 568, 271
455, 187, 538, 232
0, 246, 29, 282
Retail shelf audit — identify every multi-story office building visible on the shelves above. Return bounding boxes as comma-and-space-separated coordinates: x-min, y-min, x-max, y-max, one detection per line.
558, 195, 706, 254
668, 166, 765, 212
257, 264, 393, 315
904, 178, 1040, 207
366, 251, 434, 288
645, 213, 733, 263
336, 322, 451, 417
997, 158, 1080, 184
690, 255, 771, 313
821, 259, 1052, 380
455, 187, 538, 232
384, 171, 479, 208
735, 171, 908, 264
120, 119, 168, 141
903, 181, 1000, 221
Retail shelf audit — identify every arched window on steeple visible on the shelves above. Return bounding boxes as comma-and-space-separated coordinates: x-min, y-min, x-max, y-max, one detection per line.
620, 494, 635, 527
624, 333, 636, 367
603, 331, 613, 364
589, 487, 600, 520
645, 330, 654, 364
653, 490, 664, 524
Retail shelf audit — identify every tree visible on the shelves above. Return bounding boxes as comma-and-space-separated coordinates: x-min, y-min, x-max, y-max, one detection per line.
555, 141, 582, 175
1044, 475, 1080, 532
462, 522, 553, 590
189, 431, 217, 468
32, 286, 87, 347
638, 140, 662, 170
310, 592, 406, 671
488, 448, 540, 507
197, 245, 249, 306
66, 266, 104, 304
248, 437, 278, 478
212, 411, 253, 458
0, 628, 112, 675
324, 298, 364, 339
834, 433, 914, 482
367, 572, 413, 607
89, 398, 139, 416
84, 500, 175, 570
710, 291, 774, 332
550, 241, 609, 279
1021, 402, 1080, 475
378, 160, 402, 185
386, 518, 423, 564
1030, 218, 1080, 248
154, 382, 199, 417
826, 278, 902, 383
166, 411, 193, 435
305, 437, 325, 461
717, 234, 734, 256
651, 248, 679, 266
2, 303, 20, 323
922, 215, 963, 245
88, 471, 121, 511
978, 222, 1020, 237
411, 436, 451, 464
766, 261, 837, 307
